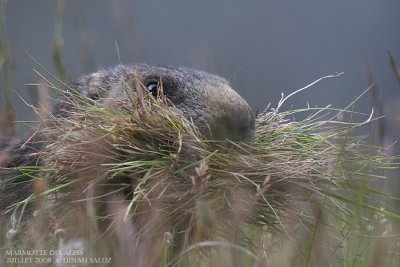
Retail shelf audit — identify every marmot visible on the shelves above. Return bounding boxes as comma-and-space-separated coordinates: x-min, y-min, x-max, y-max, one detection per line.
0, 64, 255, 213
74, 64, 255, 140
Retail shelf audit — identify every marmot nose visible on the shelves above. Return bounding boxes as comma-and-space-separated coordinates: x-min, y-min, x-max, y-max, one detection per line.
206, 85, 255, 141
209, 104, 255, 141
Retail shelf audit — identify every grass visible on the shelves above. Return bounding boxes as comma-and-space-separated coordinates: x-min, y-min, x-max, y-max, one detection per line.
0, 69, 399, 266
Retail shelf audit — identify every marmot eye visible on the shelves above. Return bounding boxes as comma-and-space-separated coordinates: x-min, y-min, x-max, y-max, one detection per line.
147, 82, 158, 96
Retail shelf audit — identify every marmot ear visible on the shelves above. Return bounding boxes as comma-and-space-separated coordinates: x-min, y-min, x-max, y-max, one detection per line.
76, 72, 106, 101
87, 91, 100, 100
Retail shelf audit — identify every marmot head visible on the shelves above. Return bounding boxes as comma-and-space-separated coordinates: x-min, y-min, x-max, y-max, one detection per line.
74, 64, 255, 141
